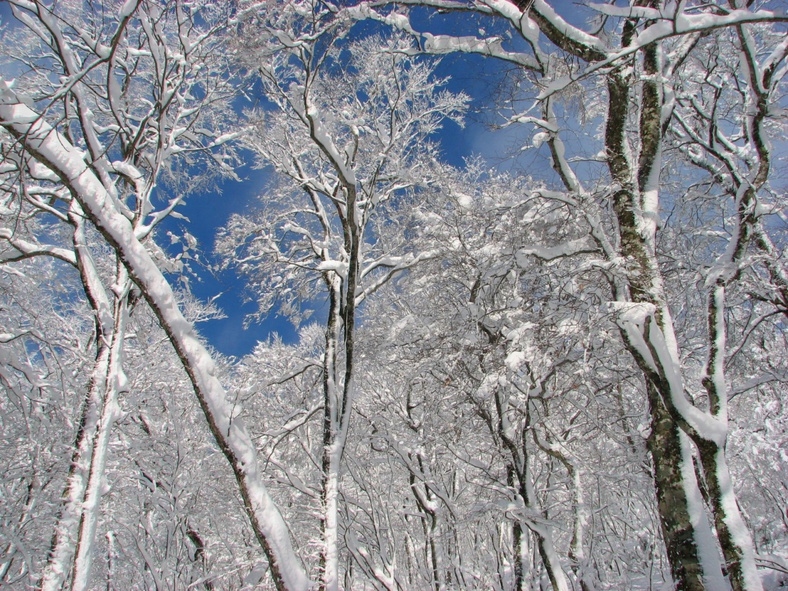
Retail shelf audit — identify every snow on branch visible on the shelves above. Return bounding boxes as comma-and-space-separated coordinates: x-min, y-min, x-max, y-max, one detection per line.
537, 5, 788, 100
0, 229, 77, 266
343, 3, 541, 70
609, 301, 728, 446
588, 2, 788, 31
356, 250, 439, 305
422, 33, 541, 70
515, 237, 598, 264
530, 0, 608, 61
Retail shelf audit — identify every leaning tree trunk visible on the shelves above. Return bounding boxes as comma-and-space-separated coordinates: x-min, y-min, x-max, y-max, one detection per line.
0, 90, 312, 591
69, 264, 131, 591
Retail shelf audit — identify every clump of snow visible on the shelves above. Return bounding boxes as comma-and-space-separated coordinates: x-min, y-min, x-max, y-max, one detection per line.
532, 131, 549, 147
505, 351, 526, 372
456, 192, 474, 209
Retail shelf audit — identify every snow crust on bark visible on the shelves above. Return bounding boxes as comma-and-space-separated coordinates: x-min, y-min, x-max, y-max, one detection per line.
39, 211, 113, 591
677, 431, 728, 590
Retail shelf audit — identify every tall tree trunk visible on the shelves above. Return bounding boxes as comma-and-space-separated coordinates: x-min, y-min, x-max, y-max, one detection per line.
70, 265, 131, 591
40, 211, 114, 591
320, 276, 343, 591
605, 57, 727, 589
319, 210, 358, 590
315, 132, 360, 588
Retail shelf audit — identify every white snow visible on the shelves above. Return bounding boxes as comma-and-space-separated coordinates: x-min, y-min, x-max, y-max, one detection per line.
118, 0, 139, 20
505, 351, 526, 372
456, 192, 474, 209
532, 131, 549, 147
317, 259, 349, 279
516, 237, 596, 263
423, 33, 540, 69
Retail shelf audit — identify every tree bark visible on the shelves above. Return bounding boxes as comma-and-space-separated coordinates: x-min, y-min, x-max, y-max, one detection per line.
605, 61, 727, 589
646, 388, 708, 591
40, 211, 114, 591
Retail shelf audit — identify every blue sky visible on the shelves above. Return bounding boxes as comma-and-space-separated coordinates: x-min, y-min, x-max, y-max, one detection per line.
0, 0, 596, 359
164, 0, 591, 359
172, 62, 495, 358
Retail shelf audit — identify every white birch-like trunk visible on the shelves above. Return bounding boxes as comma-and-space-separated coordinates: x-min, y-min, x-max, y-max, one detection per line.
40, 212, 114, 591
69, 267, 130, 591
105, 531, 116, 591
515, 413, 570, 591
524, 491, 570, 591
320, 274, 343, 591
322, 456, 341, 591
40, 347, 109, 591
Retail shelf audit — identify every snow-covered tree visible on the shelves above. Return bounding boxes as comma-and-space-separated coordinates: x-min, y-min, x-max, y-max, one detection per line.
0, 1, 310, 589
1, 0, 786, 589
220, 5, 467, 587
343, 1, 788, 589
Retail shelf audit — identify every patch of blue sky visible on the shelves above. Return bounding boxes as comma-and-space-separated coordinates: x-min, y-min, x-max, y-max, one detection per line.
165, 11, 529, 358
165, 2, 602, 359
0, 0, 623, 360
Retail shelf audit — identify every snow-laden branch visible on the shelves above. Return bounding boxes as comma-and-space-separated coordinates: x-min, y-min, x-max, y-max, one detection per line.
610, 301, 728, 446
355, 250, 438, 305
530, 0, 607, 61
536, 5, 788, 100
0, 87, 312, 591
422, 33, 541, 69
343, 3, 541, 70
0, 229, 77, 266
515, 237, 598, 264
588, 2, 788, 30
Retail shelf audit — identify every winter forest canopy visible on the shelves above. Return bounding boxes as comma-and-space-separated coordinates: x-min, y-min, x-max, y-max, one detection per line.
1, 0, 787, 590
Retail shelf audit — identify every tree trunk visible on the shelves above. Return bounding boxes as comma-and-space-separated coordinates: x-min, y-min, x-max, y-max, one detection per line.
646, 389, 710, 591
605, 59, 727, 588
695, 285, 761, 591
69, 266, 130, 591
697, 443, 761, 591
320, 456, 341, 591
40, 212, 114, 591
0, 95, 312, 591
517, 418, 569, 591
